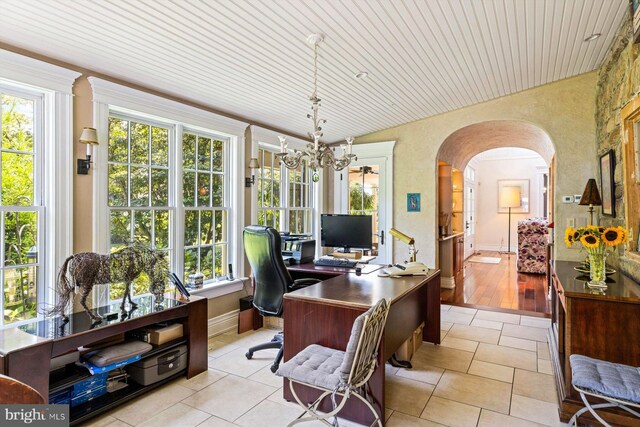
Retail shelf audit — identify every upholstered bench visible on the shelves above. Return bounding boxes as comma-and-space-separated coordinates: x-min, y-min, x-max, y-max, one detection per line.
569, 354, 640, 426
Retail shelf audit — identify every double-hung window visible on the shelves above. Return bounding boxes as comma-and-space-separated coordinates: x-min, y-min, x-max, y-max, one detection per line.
107, 115, 171, 300
0, 50, 77, 330
287, 160, 312, 234
182, 130, 229, 282
257, 149, 284, 230
256, 147, 313, 234
0, 88, 42, 327
105, 111, 234, 302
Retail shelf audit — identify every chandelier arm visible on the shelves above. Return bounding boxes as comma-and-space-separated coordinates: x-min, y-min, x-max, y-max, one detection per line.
276, 151, 305, 170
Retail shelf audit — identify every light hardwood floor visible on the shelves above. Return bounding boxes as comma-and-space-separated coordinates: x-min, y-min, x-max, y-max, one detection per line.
441, 251, 550, 315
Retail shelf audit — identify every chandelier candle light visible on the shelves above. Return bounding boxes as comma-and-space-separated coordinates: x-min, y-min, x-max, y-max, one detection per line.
276, 34, 357, 182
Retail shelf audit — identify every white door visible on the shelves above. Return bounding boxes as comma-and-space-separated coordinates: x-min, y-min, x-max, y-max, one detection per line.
334, 142, 394, 265
463, 167, 477, 259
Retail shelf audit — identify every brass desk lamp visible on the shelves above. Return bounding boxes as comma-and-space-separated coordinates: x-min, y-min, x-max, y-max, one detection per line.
389, 228, 418, 262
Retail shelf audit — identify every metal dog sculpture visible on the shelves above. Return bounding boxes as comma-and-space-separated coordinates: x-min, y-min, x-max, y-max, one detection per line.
47, 246, 168, 322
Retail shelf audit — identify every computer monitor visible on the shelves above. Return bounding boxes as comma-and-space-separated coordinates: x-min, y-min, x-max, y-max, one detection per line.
320, 214, 372, 253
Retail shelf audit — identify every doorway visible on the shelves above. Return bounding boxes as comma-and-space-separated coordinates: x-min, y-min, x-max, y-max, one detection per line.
436, 121, 555, 315
334, 141, 394, 265
463, 166, 476, 259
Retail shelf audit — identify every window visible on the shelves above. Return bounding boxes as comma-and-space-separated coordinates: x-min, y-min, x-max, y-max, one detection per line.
182, 131, 229, 282
0, 89, 42, 327
107, 115, 171, 300
347, 165, 380, 255
621, 98, 640, 252
106, 113, 233, 300
256, 147, 313, 234
288, 159, 312, 234
257, 149, 282, 230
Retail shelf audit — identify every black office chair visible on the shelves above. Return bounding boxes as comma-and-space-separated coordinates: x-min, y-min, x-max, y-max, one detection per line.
243, 225, 320, 373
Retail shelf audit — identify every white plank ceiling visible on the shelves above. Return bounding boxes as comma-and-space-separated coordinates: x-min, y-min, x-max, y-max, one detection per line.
0, 0, 628, 142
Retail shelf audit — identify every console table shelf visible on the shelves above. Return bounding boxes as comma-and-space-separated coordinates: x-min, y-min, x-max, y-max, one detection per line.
0, 294, 207, 424
549, 261, 640, 426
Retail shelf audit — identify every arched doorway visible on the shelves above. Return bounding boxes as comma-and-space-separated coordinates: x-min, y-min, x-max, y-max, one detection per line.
436, 120, 555, 313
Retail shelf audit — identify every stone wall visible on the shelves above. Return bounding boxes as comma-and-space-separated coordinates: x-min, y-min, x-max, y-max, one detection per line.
596, 15, 634, 231
595, 15, 640, 278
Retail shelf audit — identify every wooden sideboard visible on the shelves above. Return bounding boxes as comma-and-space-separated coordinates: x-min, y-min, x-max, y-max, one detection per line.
549, 261, 640, 425
0, 295, 208, 425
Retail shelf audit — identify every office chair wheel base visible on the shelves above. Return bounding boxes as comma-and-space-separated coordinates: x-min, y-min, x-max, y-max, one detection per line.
389, 353, 412, 369
245, 351, 253, 360
270, 363, 279, 373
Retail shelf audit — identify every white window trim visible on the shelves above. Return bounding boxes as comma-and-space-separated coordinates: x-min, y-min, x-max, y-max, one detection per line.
0, 49, 78, 322
89, 78, 247, 292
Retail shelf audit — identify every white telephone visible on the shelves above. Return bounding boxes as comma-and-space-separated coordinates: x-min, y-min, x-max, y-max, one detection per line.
378, 261, 429, 277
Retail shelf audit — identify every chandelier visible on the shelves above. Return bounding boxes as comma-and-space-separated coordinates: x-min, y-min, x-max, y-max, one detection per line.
276, 34, 356, 182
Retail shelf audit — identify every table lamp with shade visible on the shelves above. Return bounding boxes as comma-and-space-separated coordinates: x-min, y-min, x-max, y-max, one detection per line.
499, 186, 521, 254
579, 179, 602, 225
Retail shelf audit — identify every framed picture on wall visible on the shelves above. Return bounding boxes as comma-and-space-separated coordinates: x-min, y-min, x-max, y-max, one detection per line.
600, 150, 615, 217
407, 193, 420, 212
497, 179, 530, 214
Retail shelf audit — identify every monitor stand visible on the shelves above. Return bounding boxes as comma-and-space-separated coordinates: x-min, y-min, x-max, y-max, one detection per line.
331, 247, 362, 260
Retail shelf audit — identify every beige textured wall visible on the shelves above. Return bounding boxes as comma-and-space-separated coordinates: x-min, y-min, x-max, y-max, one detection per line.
356, 72, 598, 265
72, 76, 94, 253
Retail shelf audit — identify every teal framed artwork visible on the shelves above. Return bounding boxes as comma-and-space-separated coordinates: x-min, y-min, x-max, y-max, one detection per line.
407, 193, 420, 212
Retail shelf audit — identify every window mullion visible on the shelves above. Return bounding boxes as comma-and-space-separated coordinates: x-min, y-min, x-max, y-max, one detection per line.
174, 125, 183, 279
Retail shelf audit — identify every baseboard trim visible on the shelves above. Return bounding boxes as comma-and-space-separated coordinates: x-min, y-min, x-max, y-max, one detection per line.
208, 309, 239, 338
475, 244, 515, 252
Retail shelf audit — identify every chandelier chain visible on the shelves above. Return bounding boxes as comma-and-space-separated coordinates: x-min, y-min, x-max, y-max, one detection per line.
312, 41, 318, 101
275, 34, 356, 179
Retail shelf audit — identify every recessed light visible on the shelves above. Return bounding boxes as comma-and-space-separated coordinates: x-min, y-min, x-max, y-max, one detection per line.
354, 71, 369, 79
584, 33, 601, 42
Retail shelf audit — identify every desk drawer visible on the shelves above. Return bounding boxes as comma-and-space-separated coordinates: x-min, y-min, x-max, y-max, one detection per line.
553, 275, 566, 310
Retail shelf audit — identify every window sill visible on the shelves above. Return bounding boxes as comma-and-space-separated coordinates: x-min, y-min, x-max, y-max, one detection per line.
187, 278, 245, 299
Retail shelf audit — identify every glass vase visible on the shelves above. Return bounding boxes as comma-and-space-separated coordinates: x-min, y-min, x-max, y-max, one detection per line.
588, 252, 607, 288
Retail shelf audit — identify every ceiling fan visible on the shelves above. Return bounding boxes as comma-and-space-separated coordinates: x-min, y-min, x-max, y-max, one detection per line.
352, 166, 379, 176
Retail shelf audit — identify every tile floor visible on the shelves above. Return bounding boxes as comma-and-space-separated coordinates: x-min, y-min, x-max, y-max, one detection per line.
83, 305, 563, 427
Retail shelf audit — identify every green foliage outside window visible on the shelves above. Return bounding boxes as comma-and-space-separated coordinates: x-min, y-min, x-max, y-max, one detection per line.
2, 95, 38, 324
349, 182, 376, 214
108, 117, 170, 301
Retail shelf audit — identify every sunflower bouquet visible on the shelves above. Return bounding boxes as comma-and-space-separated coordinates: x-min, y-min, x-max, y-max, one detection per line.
564, 225, 628, 286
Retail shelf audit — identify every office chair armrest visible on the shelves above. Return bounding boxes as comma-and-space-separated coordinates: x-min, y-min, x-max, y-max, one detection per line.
291, 278, 321, 290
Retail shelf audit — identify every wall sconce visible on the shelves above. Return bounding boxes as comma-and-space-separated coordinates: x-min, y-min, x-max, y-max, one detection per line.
245, 158, 260, 187
77, 127, 99, 175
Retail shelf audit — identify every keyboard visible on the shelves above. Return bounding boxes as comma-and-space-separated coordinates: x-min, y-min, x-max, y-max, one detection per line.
314, 258, 358, 268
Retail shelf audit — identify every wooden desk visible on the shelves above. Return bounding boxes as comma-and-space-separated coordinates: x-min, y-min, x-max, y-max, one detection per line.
283, 268, 441, 425
550, 261, 640, 425
288, 262, 383, 281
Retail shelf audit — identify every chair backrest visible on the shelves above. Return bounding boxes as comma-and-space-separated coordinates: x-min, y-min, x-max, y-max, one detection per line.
243, 225, 294, 317
338, 298, 390, 388
0, 374, 45, 404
